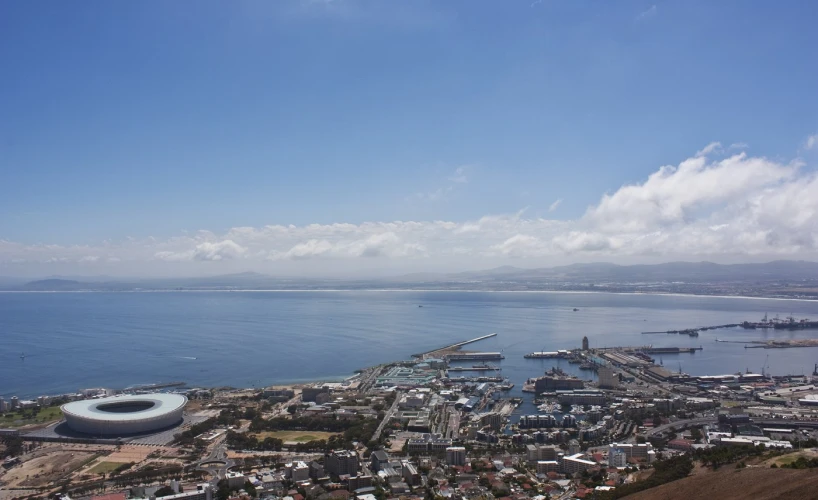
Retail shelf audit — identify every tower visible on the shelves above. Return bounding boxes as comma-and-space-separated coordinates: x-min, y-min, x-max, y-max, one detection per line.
581, 336, 589, 351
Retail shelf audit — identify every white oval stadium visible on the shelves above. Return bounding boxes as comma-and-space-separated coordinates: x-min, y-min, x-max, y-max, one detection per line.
61, 393, 187, 436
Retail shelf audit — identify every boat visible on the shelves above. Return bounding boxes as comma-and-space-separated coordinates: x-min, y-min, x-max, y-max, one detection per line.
573, 308, 579, 312
20, 352, 25, 360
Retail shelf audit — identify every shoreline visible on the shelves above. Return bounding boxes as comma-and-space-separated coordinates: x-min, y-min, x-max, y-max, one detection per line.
1, 288, 817, 302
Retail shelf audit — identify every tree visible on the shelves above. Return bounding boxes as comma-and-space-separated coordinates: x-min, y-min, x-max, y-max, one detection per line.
244, 480, 257, 498
155, 486, 176, 498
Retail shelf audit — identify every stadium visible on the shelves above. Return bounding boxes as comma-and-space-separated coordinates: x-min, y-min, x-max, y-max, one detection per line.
61, 393, 187, 436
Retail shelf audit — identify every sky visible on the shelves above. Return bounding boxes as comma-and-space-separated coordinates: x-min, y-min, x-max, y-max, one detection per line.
1, 0, 817, 278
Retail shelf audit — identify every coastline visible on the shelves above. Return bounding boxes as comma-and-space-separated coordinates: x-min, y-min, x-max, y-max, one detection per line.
1, 288, 816, 302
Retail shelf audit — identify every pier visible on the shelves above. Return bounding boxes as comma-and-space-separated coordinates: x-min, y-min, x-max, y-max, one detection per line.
412, 333, 498, 358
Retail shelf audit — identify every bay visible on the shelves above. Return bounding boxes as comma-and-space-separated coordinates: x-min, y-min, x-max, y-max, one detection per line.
2, 291, 818, 401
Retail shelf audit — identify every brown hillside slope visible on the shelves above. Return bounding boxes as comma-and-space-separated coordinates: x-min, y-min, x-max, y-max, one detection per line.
625, 467, 818, 500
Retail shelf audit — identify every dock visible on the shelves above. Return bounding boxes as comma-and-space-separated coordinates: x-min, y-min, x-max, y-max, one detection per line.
412, 333, 498, 358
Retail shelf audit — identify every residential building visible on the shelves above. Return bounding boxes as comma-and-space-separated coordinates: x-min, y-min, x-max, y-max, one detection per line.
445, 446, 466, 466
560, 453, 596, 475
225, 472, 245, 490
536, 461, 560, 474
325, 450, 359, 476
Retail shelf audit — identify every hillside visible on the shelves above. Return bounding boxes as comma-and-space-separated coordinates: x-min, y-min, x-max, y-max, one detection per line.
625, 465, 818, 500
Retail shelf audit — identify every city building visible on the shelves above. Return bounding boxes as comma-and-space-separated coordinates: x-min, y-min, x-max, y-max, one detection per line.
536, 461, 560, 474
325, 450, 359, 476
288, 461, 310, 482
568, 439, 580, 455
226, 472, 246, 490
582, 336, 589, 351
407, 433, 452, 453
597, 365, 619, 389
347, 474, 373, 491
608, 446, 628, 467
369, 450, 390, 472
445, 446, 466, 466
401, 462, 421, 486
157, 484, 213, 500
561, 453, 596, 475
556, 390, 606, 405
535, 376, 585, 393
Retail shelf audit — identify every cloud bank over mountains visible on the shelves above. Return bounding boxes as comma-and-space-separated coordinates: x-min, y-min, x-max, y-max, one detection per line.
2, 144, 816, 276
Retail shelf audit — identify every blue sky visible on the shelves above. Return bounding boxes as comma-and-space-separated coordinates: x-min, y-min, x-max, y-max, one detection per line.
1, 0, 817, 276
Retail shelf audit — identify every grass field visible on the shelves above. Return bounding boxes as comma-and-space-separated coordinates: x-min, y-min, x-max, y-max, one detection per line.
0, 406, 63, 427
252, 431, 338, 443
88, 461, 123, 475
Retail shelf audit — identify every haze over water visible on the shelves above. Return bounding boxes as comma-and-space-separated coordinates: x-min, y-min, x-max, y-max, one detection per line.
3, 291, 818, 400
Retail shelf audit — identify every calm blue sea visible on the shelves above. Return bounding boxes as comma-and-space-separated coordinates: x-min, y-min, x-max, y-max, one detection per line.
3, 291, 818, 402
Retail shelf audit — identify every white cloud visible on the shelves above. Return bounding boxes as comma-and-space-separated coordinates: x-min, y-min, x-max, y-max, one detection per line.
448, 166, 469, 183
548, 199, 563, 212
806, 134, 818, 150
695, 141, 722, 157
1, 143, 817, 274
636, 4, 657, 21
155, 240, 246, 262
729, 142, 749, 150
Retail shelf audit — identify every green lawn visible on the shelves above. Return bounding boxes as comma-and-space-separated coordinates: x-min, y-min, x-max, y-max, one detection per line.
88, 461, 124, 475
252, 430, 338, 443
1, 406, 63, 427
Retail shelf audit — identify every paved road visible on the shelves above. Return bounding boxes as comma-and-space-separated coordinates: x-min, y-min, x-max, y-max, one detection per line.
195, 437, 235, 486
646, 418, 717, 437
370, 392, 402, 445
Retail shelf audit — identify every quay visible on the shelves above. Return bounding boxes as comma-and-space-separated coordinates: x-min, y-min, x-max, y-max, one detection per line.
446, 365, 497, 372
412, 333, 498, 358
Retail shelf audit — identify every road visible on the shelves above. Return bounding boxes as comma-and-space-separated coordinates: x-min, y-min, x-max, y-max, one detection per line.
194, 436, 235, 486
370, 392, 402, 445
646, 418, 717, 437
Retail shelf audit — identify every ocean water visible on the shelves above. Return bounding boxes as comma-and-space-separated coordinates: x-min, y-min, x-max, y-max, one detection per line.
3, 291, 818, 402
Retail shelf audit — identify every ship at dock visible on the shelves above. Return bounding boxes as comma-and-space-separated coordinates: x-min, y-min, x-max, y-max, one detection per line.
742, 313, 818, 330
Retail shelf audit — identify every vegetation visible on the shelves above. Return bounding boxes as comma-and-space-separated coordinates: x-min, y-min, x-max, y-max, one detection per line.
598, 455, 694, 499
89, 461, 127, 475
778, 456, 818, 469
155, 486, 176, 497
0, 436, 24, 458
693, 443, 767, 469
1, 405, 64, 427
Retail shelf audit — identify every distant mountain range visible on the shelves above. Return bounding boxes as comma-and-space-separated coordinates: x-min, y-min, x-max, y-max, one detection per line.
4, 261, 818, 299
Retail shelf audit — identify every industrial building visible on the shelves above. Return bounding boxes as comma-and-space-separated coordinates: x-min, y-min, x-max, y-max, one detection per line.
534, 376, 584, 393
597, 365, 619, 389
61, 393, 187, 436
